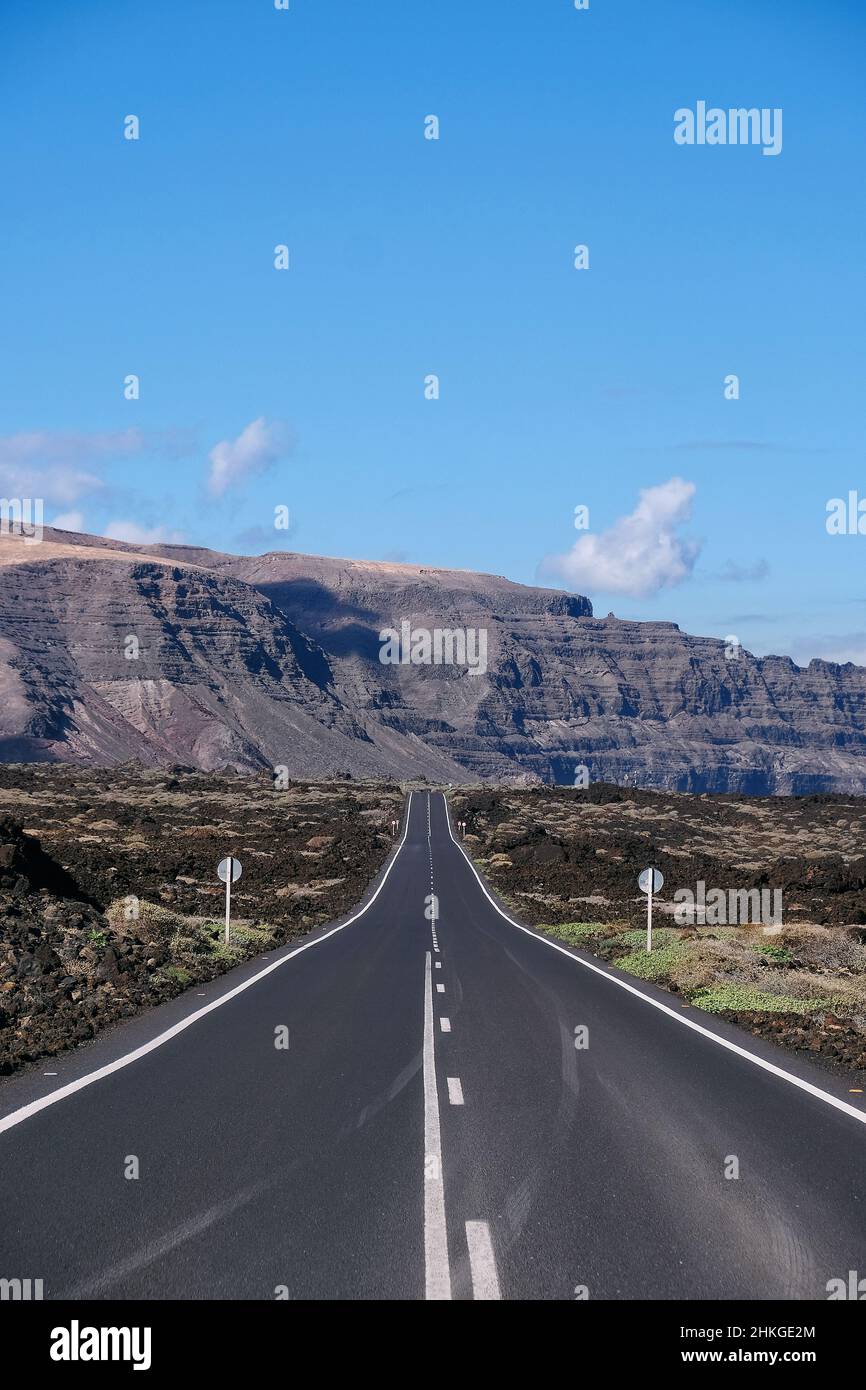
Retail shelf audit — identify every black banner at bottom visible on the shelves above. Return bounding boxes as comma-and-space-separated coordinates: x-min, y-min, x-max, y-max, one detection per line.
3, 1297, 861, 1375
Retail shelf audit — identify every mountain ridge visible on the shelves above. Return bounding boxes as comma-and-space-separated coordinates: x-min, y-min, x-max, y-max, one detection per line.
1, 525, 865, 792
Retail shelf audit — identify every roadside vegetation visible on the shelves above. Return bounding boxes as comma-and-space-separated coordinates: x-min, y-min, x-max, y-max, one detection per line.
453, 785, 866, 1080
529, 919, 866, 1074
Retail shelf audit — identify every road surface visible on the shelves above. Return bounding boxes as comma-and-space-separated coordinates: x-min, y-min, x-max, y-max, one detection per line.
0, 790, 864, 1300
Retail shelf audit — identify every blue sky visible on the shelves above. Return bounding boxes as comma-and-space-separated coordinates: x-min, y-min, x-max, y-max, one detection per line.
1, 0, 864, 665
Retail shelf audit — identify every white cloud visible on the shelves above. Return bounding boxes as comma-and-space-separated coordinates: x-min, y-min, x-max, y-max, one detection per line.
543, 478, 700, 598
0, 428, 146, 468
0, 428, 149, 507
0, 463, 103, 506
0, 428, 194, 508
51, 511, 85, 532
104, 520, 186, 545
207, 417, 292, 498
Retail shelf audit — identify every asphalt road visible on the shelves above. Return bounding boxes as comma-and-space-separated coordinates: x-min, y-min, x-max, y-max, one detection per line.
0, 790, 864, 1300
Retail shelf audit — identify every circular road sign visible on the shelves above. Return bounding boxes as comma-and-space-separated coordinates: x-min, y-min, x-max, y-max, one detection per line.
217, 857, 243, 884
638, 867, 664, 895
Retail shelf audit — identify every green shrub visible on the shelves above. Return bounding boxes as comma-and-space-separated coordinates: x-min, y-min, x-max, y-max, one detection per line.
612, 928, 682, 952
538, 922, 602, 945
615, 943, 688, 982
753, 943, 793, 965
161, 965, 192, 986
691, 984, 830, 1015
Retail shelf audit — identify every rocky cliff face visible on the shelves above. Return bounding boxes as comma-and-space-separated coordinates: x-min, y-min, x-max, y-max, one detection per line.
0, 541, 465, 779
2, 527, 866, 792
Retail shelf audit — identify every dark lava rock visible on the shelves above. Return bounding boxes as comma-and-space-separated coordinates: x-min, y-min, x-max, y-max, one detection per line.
726, 1009, 866, 1076
0, 817, 93, 902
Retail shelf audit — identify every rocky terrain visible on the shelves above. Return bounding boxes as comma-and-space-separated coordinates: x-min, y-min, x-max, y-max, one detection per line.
0, 766, 403, 1074
5, 764, 866, 1082
2, 525, 866, 792
452, 784, 866, 1081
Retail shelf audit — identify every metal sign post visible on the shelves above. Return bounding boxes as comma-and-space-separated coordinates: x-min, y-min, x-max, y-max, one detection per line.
638, 867, 664, 953
217, 856, 243, 944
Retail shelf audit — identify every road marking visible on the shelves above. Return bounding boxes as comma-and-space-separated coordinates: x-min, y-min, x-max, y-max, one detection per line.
66, 1178, 270, 1297
466, 1220, 501, 1300
435, 961, 442, 969
436, 983, 445, 993
442, 794, 866, 1131
423, 951, 452, 1300
447, 1077, 464, 1106
440, 1017, 451, 1032
0, 793, 418, 1137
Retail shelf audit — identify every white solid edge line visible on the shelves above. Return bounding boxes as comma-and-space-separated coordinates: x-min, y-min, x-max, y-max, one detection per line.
424, 950, 452, 1299
446, 1076, 464, 1106
441, 795, 866, 1129
466, 1220, 501, 1300
0, 793, 417, 1137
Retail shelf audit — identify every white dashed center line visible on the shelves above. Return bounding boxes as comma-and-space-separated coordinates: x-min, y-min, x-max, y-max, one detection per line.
466, 1221, 502, 1300
446, 1077, 464, 1106
440, 1017, 451, 1033
423, 951, 451, 1300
